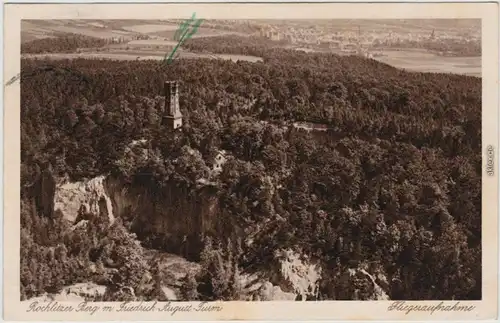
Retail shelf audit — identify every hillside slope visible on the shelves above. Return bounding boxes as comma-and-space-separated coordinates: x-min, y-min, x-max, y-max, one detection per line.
21, 49, 481, 300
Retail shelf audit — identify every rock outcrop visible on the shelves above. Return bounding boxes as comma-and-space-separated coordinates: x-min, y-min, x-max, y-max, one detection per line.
53, 176, 114, 224
29, 167, 57, 218
51, 173, 223, 260
347, 266, 390, 300
235, 249, 322, 301
47, 137, 389, 301
51, 174, 392, 301
258, 282, 296, 301
28, 283, 107, 302
274, 249, 322, 300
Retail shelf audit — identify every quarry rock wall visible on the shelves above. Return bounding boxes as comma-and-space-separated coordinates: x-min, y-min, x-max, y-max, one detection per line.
103, 176, 222, 260
52, 174, 222, 260
48, 173, 390, 301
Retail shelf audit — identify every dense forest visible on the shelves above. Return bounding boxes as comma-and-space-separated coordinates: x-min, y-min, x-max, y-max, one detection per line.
183, 35, 287, 57
20, 43, 481, 301
21, 33, 108, 54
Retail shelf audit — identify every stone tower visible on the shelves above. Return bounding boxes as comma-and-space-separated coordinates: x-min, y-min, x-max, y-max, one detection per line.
162, 81, 183, 130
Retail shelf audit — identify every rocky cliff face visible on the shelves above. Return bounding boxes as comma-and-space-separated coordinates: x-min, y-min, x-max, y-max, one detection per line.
54, 176, 114, 224
50, 173, 390, 301
52, 174, 222, 260
240, 249, 322, 301
105, 176, 222, 260
30, 168, 57, 219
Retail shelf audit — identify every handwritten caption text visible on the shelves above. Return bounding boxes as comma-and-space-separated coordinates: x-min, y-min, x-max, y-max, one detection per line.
27, 301, 223, 316
387, 301, 476, 315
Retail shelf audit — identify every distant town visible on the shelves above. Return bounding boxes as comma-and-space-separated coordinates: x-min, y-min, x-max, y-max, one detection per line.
21, 19, 481, 76
257, 21, 480, 57
149, 19, 482, 58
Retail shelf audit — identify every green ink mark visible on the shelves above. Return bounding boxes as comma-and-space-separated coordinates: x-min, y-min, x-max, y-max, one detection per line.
164, 13, 203, 65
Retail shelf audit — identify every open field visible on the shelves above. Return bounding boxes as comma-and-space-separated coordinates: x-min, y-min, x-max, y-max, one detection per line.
21, 19, 480, 77
127, 39, 179, 46
21, 51, 264, 63
122, 24, 245, 39
21, 19, 249, 43
22, 19, 481, 41
374, 50, 481, 77
21, 20, 139, 43
294, 47, 481, 77
122, 24, 179, 33
151, 28, 246, 39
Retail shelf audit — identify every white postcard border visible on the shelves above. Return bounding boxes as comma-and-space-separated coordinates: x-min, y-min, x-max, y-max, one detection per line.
3, 2, 498, 321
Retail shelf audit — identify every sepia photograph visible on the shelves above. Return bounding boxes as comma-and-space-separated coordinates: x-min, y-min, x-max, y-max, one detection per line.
3, 2, 499, 321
